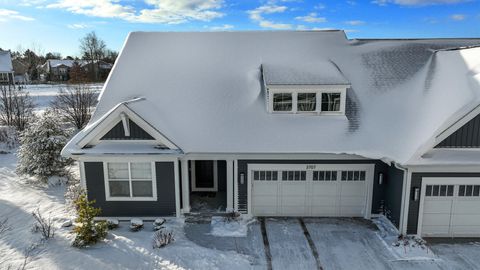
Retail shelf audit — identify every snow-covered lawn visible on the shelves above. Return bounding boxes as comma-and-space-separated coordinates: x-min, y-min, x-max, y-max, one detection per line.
0, 152, 253, 270
20, 83, 103, 112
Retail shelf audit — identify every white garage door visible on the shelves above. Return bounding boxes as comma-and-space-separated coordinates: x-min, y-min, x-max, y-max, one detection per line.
250, 164, 373, 217
420, 179, 480, 237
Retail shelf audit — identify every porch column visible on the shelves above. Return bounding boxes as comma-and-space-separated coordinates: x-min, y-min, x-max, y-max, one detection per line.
226, 159, 234, 211
181, 159, 190, 213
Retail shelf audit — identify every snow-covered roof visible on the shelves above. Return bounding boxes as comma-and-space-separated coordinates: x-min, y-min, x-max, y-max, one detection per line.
63, 31, 480, 165
263, 62, 350, 85
0, 51, 13, 72
47, 59, 87, 68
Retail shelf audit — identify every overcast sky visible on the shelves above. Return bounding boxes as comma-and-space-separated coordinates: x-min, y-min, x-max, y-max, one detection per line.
0, 0, 478, 56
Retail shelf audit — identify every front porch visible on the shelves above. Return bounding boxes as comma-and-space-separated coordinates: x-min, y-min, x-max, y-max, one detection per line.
180, 159, 236, 215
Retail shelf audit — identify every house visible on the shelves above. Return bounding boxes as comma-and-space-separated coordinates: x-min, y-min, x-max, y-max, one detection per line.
0, 51, 14, 84
12, 58, 30, 84
62, 31, 480, 238
40, 59, 113, 82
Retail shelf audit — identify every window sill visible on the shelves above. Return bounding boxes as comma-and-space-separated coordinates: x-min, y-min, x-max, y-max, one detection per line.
105, 197, 158, 202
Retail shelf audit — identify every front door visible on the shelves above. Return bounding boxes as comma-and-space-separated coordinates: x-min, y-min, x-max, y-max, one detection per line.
191, 160, 218, 191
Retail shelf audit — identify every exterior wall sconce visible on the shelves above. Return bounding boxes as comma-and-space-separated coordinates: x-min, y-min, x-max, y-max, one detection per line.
414, 188, 420, 201
240, 173, 245, 185
378, 173, 384, 185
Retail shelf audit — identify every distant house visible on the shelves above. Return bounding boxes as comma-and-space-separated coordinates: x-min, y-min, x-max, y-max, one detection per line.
39, 59, 113, 82
12, 58, 30, 84
0, 51, 14, 85
62, 31, 480, 239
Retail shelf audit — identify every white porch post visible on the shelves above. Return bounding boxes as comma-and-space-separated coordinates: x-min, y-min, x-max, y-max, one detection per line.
181, 159, 190, 213
174, 159, 181, 218
226, 159, 234, 211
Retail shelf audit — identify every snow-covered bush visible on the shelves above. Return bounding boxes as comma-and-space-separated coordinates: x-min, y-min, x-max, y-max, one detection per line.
152, 229, 174, 249
106, 219, 119, 230
72, 194, 107, 248
223, 210, 241, 223
31, 208, 55, 240
130, 219, 144, 232
16, 110, 73, 183
153, 218, 166, 231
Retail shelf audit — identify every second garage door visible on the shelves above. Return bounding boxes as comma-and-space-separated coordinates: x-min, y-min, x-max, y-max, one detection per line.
249, 164, 374, 217
420, 178, 480, 237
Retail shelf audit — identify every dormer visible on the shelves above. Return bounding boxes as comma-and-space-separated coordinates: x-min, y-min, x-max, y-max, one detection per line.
262, 62, 350, 115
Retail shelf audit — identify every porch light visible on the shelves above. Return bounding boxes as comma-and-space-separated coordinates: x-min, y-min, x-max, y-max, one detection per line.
378, 173, 384, 185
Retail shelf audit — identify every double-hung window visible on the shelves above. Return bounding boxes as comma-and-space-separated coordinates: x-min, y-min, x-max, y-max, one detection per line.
105, 162, 157, 201
270, 88, 345, 114
321, 93, 341, 112
273, 93, 293, 111
297, 93, 316, 112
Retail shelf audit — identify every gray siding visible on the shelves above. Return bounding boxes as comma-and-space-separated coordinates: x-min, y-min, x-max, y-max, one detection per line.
436, 114, 480, 148
101, 119, 154, 140
237, 160, 401, 221
407, 172, 480, 234
84, 161, 176, 217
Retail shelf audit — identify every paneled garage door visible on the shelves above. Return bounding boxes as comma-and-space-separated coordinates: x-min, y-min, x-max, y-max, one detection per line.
249, 164, 374, 217
420, 178, 480, 237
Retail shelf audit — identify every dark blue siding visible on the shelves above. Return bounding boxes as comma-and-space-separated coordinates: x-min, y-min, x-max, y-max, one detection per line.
101, 119, 154, 140
436, 114, 480, 148
84, 161, 176, 217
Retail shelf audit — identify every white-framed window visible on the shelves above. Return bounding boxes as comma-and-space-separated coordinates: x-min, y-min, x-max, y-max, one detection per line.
269, 87, 346, 115
104, 162, 157, 201
0, 73, 9, 82
273, 93, 293, 112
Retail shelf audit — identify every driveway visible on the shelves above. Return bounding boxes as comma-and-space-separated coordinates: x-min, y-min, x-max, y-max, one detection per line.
185, 217, 480, 270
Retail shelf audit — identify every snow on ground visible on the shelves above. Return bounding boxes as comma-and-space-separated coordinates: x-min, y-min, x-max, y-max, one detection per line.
373, 215, 436, 261
19, 83, 103, 113
0, 152, 253, 270
210, 216, 255, 237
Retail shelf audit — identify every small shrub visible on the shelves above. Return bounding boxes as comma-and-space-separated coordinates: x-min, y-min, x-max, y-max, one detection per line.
223, 211, 241, 223
130, 219, 143, 232
106, 219, 119, 230
153, 218, 166, 231
72, 194, 107, 248
31, 208, 55, 240
152, 229, 174, 249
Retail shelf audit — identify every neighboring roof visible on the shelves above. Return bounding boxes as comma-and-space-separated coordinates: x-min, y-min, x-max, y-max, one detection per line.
47, 59, 86, 68
64, 31, 480, 165
262, 61, 350, 85
0, 51, 13, 72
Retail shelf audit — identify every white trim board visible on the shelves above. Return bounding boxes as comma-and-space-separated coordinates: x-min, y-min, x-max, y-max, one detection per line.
77, 103, 179, 150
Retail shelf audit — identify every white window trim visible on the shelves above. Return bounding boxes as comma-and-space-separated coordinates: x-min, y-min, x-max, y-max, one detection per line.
103, 161, 157, 201
268, 86, 347, 115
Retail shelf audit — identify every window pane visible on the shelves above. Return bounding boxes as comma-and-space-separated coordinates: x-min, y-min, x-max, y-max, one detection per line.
341, 171, 347, 181
254, 171, 259, 180
321, 93, 341, 112
108, 163, 129, 179
433, 185, 439, 196
300, 171, 306, 180
448, 185, 454, 196
440, 185, 447, 196
132, 181, 153, 197
297, 93, 316, 112
131, 163, 152, 179
260, 171, 265, 180
325, 171, 331, 180
474, 186, 480, 196
313, 171, 318, 181
266, 171, 272, 181
426, 185, 432, 196
459, 185, 465, 196
354, 171, 359, 181
348, 171, 353, 181
294, 171, 300, 181
109, 181, 130, 197
467, 185, 473, 196
360, 171, 366, 180
288, 171, 294, 180
273, 93, 292, 111
272, 171, 278, 181
332, 171, 337, 181
282, 171, 287, 181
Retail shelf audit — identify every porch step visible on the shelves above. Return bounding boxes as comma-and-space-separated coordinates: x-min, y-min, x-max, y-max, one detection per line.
184, 212, 230, 224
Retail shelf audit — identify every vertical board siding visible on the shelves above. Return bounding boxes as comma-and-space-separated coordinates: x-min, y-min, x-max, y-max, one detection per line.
407, 172, 480, 235
437, 114, 480, 148
101, 119, 155, 140
84, 161, 176, 217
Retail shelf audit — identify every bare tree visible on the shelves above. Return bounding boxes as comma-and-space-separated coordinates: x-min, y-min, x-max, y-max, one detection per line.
51, 84, 98, 129
80, 32, 106, 81
0, 84, 35, 131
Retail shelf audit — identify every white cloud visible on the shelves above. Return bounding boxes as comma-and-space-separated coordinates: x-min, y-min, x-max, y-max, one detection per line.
314, 3, 326, 9
47, 0, 224, 24
450, 13, 466, 20
0, 9, 35, 21
67, 23, 90, 29
373, 0, 470, 5
344, 20, 365, 25
209, 24, 234, 30
295, 12, 327, 23
248, 3, 292, 29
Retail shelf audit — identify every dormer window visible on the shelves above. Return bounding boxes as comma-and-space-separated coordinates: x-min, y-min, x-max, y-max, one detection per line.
269, 88, 347, 115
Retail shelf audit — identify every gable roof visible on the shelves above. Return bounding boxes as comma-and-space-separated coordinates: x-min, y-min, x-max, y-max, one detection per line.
64, 31, 480, 165
0, 51, 13, 73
